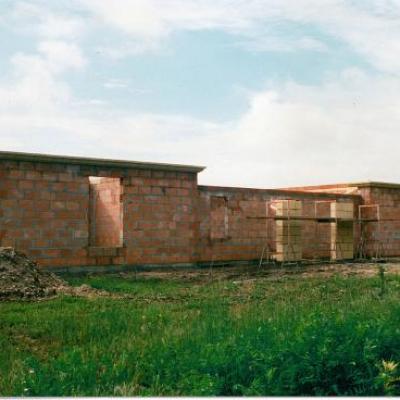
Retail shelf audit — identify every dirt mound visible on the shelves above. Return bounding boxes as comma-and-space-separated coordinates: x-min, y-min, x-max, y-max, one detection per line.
0, 247, 69, 300
0, 247, 124, 301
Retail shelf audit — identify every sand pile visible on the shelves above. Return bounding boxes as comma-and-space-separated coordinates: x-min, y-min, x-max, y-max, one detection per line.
0, 247, 69, 300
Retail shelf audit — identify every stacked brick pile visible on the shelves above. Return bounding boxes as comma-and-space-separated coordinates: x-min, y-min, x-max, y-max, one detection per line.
274, 200, 302, 262
330, 202, 354, 260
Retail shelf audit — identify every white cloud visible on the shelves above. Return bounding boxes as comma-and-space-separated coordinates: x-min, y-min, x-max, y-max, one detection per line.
0, 40, 86, 115
37, 41, 86, 72
78, 0, 252, 38
5, 1, 400, 73
220, 69, 400, 187
94, 42, 163, 59
74, 0, 400, 74
6, 1, 400, 72
1, 40, 400, 188
2, 1, 400, 189
37, 12, 85, 39
239, 35, 329, 53
9, 1, 86, 39
103, 79, 129, 90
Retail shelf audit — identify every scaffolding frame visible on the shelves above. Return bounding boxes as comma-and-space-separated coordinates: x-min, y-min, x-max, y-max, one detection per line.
258, 199, 305, 266
251, 199, 400, 266
253, 199, 383, 266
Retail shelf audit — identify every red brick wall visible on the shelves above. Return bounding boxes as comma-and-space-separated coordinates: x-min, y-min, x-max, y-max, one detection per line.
358, 186, 400, 257
280, 183, 400, 259
295, 184, 400, 258
0, 160, 90, 267
2, 156, 382, 268
89, 177, 122, 247
196, 186, 360, 263
0, 159, 200, 268
123, 169, 199, 265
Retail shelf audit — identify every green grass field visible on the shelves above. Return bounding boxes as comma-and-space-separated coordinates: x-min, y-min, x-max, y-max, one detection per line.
2, 265, 400, 396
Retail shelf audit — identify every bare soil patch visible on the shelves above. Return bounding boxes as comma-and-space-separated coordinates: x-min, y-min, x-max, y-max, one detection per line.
3, 246, 400, 301
121, 261, 400, 284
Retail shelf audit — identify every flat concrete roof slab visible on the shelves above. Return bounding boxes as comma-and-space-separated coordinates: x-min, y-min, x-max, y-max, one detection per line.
0, 151, 206, 174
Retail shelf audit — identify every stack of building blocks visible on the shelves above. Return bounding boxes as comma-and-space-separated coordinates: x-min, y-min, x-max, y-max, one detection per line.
314, 200, 333, 258
330, 202, 354, 260
274, 200, 302, 262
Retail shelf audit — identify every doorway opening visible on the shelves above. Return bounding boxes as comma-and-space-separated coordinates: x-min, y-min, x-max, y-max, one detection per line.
89, 177, 123, 247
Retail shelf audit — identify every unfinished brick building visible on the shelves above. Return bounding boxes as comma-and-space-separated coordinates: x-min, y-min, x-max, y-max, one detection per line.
1, 151, 399, 270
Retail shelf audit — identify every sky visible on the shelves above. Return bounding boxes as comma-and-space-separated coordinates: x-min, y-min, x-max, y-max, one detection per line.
0, 0, 400, 188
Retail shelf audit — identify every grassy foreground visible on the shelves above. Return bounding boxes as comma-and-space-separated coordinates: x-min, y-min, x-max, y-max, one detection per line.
2, 266, 400, 396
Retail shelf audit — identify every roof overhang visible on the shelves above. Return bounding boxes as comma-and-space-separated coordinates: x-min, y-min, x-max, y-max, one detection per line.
280, 181, 400, 191
0, 151, 206, 174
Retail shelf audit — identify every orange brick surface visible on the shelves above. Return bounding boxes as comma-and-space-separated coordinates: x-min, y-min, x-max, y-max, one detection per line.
2, 155, 399, 268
